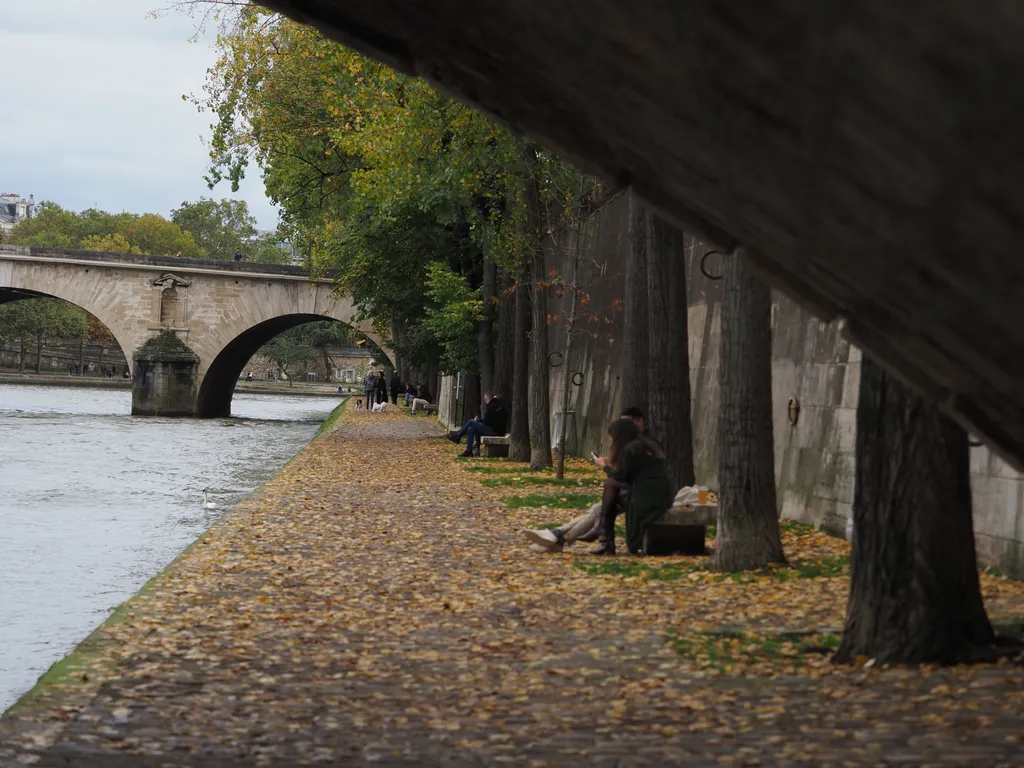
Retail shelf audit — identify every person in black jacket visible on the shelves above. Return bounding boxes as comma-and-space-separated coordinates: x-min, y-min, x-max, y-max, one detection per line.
389, 371, 402, 404
447, 392, 508, 457
374, 370, 388, 405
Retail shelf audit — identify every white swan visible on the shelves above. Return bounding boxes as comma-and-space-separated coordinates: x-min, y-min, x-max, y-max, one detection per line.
202, 489, 217, 510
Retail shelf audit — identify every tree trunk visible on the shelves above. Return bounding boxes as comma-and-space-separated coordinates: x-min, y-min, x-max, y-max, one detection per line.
79, 339, 85, 375
19, 341, 26, 373
621, 192, 649, 412
834, 357, 994, 664
526, 155, 552, 470
508, 278, 531, 462
478, 253, 497, 408
494, 268, 516, 400
645, 213, 696, 488
34, 336, 43, 374
555, 214, 584, 480
322, 347, 333, 382
711, 247, 786, 572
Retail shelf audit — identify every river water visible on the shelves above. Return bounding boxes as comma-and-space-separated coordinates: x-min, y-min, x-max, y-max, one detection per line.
0, 384, 340, 712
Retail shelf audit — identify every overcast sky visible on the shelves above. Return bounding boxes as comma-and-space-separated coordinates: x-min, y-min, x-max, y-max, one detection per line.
0, 0, 278, 228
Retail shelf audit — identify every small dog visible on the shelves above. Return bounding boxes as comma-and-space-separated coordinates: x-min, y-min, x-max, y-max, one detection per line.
371, 400, 388, 413
354, 398, 364, 411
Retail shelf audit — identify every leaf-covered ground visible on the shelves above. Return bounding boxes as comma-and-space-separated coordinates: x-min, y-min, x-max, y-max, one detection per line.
2, 407, 1024, 766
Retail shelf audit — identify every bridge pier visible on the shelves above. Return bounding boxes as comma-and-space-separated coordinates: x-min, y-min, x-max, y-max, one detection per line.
132, 331, 200, 417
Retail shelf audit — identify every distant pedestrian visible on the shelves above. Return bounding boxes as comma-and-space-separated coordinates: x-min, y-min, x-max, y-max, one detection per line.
246, 371, 253, 382
363, 372, 376, 408
389, 371, 401, 405
375, 370, 388, 405
234, 250, 242, 262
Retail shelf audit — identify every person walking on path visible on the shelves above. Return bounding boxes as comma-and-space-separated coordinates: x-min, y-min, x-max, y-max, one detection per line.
447, 393, 508, 457
374, 371, 388, 405
363, 372, 376, 409
389, 371, 402, 405
592, 418, 675, 555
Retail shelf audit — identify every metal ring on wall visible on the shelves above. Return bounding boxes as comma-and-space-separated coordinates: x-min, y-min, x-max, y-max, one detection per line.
787, 396, 801, 426
548, 351, 564, 368
571, 372, 585, 387
700, 250, 724, 281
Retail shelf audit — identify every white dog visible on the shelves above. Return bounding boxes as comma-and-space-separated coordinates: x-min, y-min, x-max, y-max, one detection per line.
371, 400, 388, 413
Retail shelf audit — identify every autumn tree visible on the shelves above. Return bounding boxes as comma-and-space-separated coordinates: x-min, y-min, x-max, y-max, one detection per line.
834, 359, 995, 664
171, 198, 258, 260
711, 247, 786, 572
116, 214, 204, 258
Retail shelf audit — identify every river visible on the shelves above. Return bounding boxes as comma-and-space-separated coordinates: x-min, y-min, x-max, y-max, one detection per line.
0, 384, 340, 713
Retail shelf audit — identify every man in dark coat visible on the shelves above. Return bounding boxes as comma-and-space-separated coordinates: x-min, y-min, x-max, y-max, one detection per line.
447, 392, 508, 457
389, 371, 402, 405
374, 370, 388, 405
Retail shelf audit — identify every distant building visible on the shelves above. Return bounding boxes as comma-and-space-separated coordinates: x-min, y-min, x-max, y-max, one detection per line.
0, 193, 35, 235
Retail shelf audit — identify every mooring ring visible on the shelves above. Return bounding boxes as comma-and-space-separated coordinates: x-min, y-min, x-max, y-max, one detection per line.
571, 372, 585, 387
548, 351, 564, 368
787, 396, 801, 426
700, 250, 724, 281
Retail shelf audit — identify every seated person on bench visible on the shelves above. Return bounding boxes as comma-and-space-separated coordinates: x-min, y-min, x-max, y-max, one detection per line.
410, 384, 434, 414
524, 406, 648, 554
447, 392, 507, 457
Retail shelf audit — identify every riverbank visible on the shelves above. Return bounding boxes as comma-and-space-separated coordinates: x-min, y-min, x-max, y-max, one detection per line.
0, 373, 351, 398
2, 406, 1024, 765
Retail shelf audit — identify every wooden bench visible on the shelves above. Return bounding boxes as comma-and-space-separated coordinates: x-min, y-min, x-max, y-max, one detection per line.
641, 503, 717, 556
480, 434, 510, 458
412, 403, 437, 415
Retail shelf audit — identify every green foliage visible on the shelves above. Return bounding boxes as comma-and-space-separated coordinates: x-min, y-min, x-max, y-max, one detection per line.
198, 11, 594, 374
80, 233, 133, 253
170, 198, 257, 260
116, 214, 203, 257
0, 298, 88, 346
571, 556, 849, 583
422, 262, 482, 373
9, 202, 203, 257
480, 475, 603, 488
258, 331, 316, 384
256, 321, 362, 383
502, 492, 603, 509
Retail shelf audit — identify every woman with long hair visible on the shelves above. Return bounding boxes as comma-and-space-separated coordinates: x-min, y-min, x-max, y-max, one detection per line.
593, 418, 676, 555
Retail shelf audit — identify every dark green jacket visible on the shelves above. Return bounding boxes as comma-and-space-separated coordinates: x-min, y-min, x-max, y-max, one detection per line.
608, 446, 676, 554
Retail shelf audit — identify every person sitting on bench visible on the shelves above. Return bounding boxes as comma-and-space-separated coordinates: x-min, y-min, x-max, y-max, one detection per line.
592, 418, 675, 555
447, 392, 508, 457
524, 406, 649, 554
410, 384, 434, 414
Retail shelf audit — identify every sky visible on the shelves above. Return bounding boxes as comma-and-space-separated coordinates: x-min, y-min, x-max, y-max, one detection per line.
0, 0, 279, 228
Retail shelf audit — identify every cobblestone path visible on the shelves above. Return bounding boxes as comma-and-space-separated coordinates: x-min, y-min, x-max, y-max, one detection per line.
2, 410, 1023, 766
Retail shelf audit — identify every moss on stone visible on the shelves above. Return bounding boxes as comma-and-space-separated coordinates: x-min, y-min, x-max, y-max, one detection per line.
134, 330, 198, 362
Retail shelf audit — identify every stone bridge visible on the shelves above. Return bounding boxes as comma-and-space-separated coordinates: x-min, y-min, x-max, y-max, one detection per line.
0, 245, 382, 417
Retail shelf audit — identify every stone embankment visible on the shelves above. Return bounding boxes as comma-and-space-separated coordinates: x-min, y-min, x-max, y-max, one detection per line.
2, 407, 1023, 766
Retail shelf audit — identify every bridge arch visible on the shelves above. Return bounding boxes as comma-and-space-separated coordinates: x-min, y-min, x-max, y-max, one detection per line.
195, 314, 389, 417
0, 287, 135, 373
